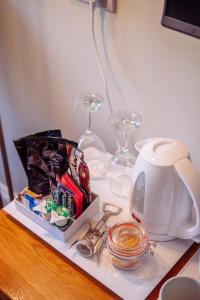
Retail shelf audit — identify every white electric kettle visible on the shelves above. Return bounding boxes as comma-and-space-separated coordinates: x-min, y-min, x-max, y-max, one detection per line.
129, 137, 200, 241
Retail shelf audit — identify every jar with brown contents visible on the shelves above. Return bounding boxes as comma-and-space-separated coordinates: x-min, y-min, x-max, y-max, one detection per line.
106, 222, 153, 270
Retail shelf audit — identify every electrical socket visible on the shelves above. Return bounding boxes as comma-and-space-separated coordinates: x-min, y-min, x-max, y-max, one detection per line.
77, 0, 117, 13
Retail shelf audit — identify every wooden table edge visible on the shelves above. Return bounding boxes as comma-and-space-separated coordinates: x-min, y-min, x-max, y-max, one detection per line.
0, 288, 12, 300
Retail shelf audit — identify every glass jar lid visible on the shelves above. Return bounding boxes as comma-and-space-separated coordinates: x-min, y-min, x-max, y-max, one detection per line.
107, 222, 149, 258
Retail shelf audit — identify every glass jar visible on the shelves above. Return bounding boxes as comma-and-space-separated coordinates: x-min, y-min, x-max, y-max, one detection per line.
106, 222, 154, 270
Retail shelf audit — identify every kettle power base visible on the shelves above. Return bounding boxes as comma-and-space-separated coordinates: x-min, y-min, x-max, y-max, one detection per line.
148, 232, 176, 242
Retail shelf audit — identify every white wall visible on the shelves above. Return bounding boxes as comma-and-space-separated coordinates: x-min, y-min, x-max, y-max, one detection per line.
0, 0, 200, 193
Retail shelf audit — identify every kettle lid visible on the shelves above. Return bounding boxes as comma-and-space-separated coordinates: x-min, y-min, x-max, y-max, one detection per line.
142, 138, 189, 166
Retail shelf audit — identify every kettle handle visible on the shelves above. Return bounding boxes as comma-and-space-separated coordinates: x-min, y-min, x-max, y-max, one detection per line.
174, 158, 200, 239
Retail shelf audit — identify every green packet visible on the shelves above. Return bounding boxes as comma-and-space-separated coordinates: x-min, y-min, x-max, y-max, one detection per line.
34, 199, 69, 215
33, 199, 70, 227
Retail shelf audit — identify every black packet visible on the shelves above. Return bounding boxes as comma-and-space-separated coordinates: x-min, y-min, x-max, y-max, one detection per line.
25, 136, 78, 195
13, 130, 75, 195
14, 129, 62, 179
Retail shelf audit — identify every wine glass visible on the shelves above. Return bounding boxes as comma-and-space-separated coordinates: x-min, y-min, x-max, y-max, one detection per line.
108, 110, 142, 197
75, 93, 107, 179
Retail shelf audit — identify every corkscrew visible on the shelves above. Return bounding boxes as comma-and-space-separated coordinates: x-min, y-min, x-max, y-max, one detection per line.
70, 203, 123, 261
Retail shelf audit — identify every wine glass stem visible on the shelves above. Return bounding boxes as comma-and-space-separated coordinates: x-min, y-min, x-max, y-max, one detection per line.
114, 128, 121, 151
86, 111, 92, 134
121, 130, 129, 153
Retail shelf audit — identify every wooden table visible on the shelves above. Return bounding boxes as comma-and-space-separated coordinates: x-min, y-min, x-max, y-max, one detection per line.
0, 209, 199, 300
0, 210, 119, 300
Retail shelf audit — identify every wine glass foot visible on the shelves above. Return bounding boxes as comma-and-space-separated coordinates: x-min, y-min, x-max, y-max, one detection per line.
108, 166, 132, 197
81, 146, 108, 179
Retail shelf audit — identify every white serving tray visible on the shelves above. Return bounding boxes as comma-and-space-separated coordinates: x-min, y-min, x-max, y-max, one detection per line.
4, 179, 193, 300
178, 249, 200, 280
14, 193, 99, 242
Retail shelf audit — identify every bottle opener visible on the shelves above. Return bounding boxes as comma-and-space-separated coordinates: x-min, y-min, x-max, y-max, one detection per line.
70, 202, 123, 261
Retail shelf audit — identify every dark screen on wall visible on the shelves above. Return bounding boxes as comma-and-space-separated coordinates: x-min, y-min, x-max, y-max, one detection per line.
165, 0, 200, 27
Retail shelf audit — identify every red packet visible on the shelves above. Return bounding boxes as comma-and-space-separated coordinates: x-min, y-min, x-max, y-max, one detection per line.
58, 174, 83, 219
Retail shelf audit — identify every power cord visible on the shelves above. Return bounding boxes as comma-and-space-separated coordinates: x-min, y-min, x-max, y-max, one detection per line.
89, 0, 114, 114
